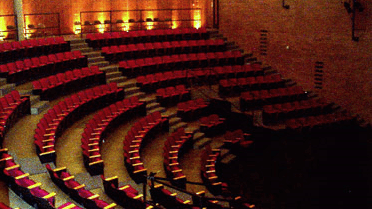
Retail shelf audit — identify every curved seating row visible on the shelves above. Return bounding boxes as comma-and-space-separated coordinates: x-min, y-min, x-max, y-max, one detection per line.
81, 96, 146, 175
0, 37, 70, 64
1, 148, 62, 209
102, 39, 226, 62
136, 70, 188, 93
136, 64, 262, 93
199, 114, 226, 137
150, 183, 197, 209
239, 86, 307, 111
200, 145, 228, 196
156, 84, 191, 107
0, 50, 87, 84
46, 165, 116, 209
190, 64, 264, 82
0, 90, 30, 147
177, 98, 209, 121
119, 51, 245, 78
86, 27, 209, 48
223, 129, 253, 151
262, 98, 332, 124
34, 83, 124, 163
101, 176, 155, 209
163, 127, 193, 188
285, 111, 356, 131
123, 111, 169, 183
219, 74, 285, 96
32, 66, 106, 100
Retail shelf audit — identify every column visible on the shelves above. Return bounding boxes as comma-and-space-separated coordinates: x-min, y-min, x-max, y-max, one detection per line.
13, 0, 24, 40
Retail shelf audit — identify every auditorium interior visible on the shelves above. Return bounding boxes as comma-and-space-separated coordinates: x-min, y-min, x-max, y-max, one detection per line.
0, 0, 371, 208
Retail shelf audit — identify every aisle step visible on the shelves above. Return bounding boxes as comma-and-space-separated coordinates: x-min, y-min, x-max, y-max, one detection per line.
0, 83, 15, 96
31, 101, 50, 115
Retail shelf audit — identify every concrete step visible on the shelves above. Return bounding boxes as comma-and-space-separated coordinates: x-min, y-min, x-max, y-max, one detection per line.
105, 71, 123, 79
124, 86, 141, 96
148, 106, 166, 115
127, 91, 146, 99
163, 109, 177, 119
0, 83, 15, 96
74, 47, 93, 53
140, 95, 157, 104
31, 101, 50, 115
193, 137, 212, 149
82, 51, 102, 58
0, 78, 7, 86
69, 38, 86, 44
88, 56, 106, 63
192, 131, 204, 141
169, 121, 188, 133
70, 42, 88, 50
88, 61, 109, 68
100, 65, 119, 74
169, 117, 182, 127
17, 90, 38, 105
30, 95, 41, 106
18, 89, 33, 96
220, 153, 237, 164
146, 102, 160, 111
118, 79, 137, 89
107, 76, 126, 84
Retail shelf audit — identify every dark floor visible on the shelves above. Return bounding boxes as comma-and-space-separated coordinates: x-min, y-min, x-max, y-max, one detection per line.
220, 129, 372, 209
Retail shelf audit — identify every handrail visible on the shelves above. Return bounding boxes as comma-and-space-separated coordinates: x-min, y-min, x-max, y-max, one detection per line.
79, 8, 202, 37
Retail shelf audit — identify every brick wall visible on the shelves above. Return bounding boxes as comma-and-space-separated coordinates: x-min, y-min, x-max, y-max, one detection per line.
219, 0, 372, 123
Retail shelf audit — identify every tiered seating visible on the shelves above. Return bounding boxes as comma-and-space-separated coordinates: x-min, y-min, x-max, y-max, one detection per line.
123, 111, 169, 182
45, 165, 116, 209
177, 98, 209, 121
34, 83, 124, 163
101, 176, 155, 209
156, 84, 191, 107
136, 71, 186, 93
102, 39, 226, 62
150, 184, 196, 209
240, 86, 307, 111
32, 66, 106, 100
163, 127, 193, 187
285, 111, 356, 131
119, 51, 244, 78
81, 96, 146, 175
0, 148, 56, 209
209, 63, 263, 79
199, 114, 225, 137
86, 27, 209, 49
0, 50, 87, 84
262, 98, 332, 124
200, 145, 229, 195
0, 37, 70, 64
223, 129, 253, 150
0, 90, 30, 146
219, 74, 285, 96
135, 64, 263, 93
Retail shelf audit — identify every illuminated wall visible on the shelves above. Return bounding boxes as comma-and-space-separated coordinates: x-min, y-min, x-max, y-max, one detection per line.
0, 0, 15, 40
17, 0, 206, 35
